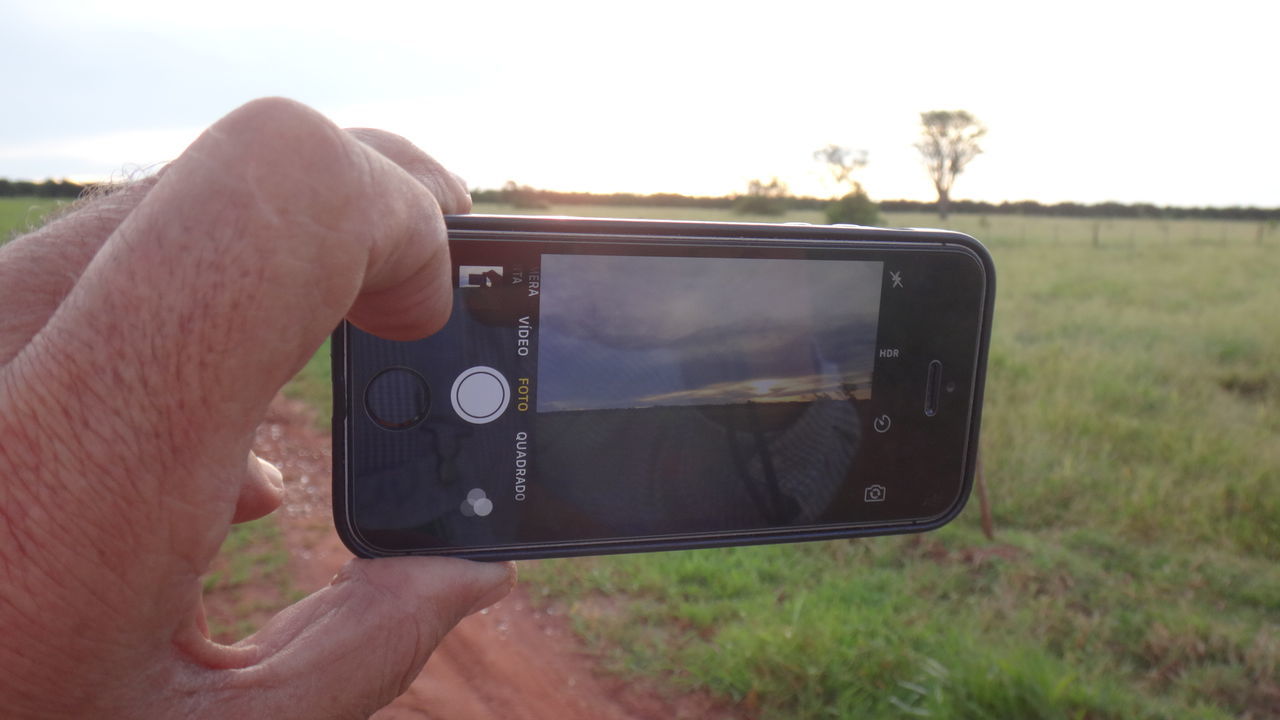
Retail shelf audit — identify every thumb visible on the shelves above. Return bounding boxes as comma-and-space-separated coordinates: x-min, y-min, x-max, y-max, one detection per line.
209, 558, 514, 719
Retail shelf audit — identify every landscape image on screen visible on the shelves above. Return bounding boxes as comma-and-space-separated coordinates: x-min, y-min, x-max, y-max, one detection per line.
536, 254, 883, 413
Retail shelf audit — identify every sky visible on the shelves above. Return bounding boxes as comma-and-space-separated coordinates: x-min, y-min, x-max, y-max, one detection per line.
2, 0, 1276, 207
537, 255, 881, 411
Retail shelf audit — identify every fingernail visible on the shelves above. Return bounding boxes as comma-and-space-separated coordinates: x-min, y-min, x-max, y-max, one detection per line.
258, 456, 284, 492
329, 562, 356, 586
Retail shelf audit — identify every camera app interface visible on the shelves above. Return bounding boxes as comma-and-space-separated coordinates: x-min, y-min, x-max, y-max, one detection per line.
349, 249, 887, 548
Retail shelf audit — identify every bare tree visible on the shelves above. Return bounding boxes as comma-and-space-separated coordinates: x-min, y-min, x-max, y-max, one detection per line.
813, 145, 880, 226
813, 144, 868, 194
915, 110, 985, 218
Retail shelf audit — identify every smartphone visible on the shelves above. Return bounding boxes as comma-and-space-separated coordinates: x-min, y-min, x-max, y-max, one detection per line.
332, 215, 995, 559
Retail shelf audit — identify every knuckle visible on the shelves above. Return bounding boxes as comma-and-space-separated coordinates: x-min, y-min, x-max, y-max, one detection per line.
209, 98, 362, 210
224, 97, 330, 141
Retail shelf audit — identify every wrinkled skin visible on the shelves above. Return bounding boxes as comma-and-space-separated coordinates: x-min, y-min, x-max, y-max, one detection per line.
0, 98, 515, 719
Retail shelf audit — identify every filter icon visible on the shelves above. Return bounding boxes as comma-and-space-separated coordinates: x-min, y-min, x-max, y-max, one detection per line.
460, 488, 494, 517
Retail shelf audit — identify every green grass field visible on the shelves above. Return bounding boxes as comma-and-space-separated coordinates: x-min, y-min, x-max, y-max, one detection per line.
477, 203, 1280, 719
0, 197, 63, 242
3, 198, 1275, 717
201, 515, 300, 642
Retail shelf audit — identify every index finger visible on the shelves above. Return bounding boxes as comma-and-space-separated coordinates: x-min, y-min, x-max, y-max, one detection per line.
346, 127, 472, 214
3, 98, 457, 583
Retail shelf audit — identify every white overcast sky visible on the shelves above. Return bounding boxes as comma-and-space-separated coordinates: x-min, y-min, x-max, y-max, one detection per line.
2, 0, 1276, 207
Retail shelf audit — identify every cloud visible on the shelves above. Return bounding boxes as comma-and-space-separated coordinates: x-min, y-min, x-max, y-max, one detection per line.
5, 2, 1277, 204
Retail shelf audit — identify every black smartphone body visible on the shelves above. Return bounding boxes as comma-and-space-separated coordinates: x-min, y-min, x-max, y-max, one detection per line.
332, 215, 995, 560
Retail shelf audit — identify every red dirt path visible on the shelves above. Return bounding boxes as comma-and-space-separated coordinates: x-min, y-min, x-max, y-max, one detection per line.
250, 395, 749, 720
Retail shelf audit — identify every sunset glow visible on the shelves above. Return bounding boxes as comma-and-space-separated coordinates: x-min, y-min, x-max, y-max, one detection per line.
636, 372, 873, 408
3, 1, 1275, 207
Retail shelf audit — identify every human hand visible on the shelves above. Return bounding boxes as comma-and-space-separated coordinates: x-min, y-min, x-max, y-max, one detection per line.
0, 98, 515, 719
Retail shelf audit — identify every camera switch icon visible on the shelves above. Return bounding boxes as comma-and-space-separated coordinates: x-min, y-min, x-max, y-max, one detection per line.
459, 265, 503, 288
864, 484, 887, 503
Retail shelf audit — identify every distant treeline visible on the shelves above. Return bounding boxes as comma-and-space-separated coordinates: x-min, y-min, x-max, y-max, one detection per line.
474, 186, 1280, 222
0, 179, 89, 198
4, 178, 1277, 221
893, 198, 1280, 222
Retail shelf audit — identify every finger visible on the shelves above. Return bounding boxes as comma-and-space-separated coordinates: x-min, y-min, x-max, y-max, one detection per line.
231, 451, 285, 524
342, 127, 472, 341
346, 128, 472, 214
4, 98, 456, 592
0, 178, 158, 365
191, 558, 515, 719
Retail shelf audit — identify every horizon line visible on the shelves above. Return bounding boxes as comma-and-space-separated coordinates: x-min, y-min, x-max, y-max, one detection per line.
2, 177, 1277, 212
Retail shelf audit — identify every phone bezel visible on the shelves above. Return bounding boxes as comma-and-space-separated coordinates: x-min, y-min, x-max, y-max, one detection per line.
332, 215, 996, 559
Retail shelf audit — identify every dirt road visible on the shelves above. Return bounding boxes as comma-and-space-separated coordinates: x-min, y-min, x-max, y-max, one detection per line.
250, 396, 747, 720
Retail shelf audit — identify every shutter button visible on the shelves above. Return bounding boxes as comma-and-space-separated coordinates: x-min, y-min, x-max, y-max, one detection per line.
450, 366, 510, 424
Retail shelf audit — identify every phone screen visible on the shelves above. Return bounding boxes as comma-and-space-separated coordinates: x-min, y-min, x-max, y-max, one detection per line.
341, 232, 987, 555
537, 254, 880, 411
